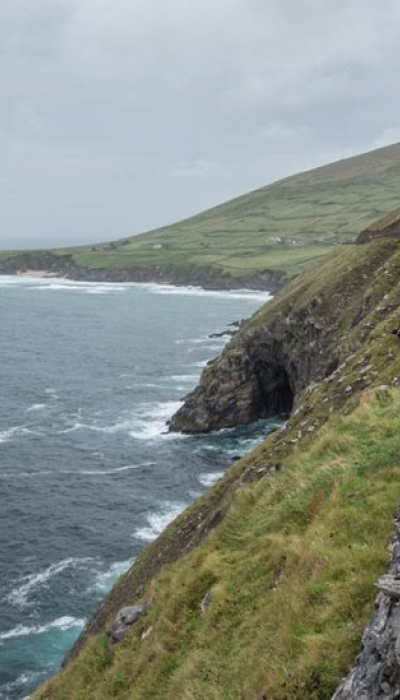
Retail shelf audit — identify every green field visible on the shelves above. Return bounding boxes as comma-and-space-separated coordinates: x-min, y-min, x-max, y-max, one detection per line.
2, 142, 400, 283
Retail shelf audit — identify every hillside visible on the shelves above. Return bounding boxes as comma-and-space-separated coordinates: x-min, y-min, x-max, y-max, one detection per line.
3, 142, 400, 288
34, 221, 400, 699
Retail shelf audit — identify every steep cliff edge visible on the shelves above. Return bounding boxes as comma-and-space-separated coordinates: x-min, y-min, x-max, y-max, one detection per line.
34, 233, 400, 699
170, 237, 399, 433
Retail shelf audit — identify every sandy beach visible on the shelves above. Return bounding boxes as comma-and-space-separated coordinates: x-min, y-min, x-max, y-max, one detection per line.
16, 269, 58, 279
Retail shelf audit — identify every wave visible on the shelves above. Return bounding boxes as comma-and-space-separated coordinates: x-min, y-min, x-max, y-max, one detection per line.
6, 557, 94, 609
168, 374, 198, 382
36, 279, 132, 295
128, 401, 182, 440
0, 616, 85, 642
136, 282, 273, 302
0, 425, 27, 444
78, 462, 154, 476
26, 403, 47, 412
0, 275, 273, 301
198, 471, 224, 487
193, 360, 209, 368
133, 501, 186, 542
0, 276, 132, 295
0, 463, 155, 480
60, 401, 182, 442
0, 669, 48, 697
89, 558, 134, 594
45, 387, 59, 398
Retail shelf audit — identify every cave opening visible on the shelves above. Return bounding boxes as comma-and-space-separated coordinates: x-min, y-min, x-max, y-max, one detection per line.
258, 364, 294, 418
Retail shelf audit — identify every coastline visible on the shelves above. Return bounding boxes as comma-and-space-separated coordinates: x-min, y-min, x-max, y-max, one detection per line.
0, 251, 285, 293
0, 272, 274, 303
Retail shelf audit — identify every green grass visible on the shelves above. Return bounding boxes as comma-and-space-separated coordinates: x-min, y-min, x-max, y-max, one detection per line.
35, 388, 400, 699
4, 142, 400, 283
33, 235, 400, 699
34, 233, 400, 699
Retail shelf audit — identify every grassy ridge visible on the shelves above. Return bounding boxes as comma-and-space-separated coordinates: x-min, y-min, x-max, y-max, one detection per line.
35, 390, 400, 699
3, 142, 400, 283
34, 236, 400, 698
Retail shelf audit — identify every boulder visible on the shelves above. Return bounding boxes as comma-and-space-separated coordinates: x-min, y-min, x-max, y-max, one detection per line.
107, 603, 150, 645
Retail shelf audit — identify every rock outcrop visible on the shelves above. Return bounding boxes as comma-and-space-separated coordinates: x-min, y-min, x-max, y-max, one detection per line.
107, 603, 150, 645
169, 311, 319, 433
170, 239, 396, 434
356, 207, 400, 244
333, 509, 400, 699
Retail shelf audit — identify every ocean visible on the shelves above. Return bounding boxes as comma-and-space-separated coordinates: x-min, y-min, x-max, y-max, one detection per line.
0, 276, 279, 699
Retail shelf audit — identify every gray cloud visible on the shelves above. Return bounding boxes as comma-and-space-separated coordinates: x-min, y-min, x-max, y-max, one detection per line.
1, 0, 400, 248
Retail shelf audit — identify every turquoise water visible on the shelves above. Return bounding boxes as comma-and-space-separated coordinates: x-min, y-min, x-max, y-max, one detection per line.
0, 276, 278, 699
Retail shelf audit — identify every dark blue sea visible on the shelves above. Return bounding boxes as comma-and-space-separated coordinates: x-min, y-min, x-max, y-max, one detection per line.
0, 276, 278, 699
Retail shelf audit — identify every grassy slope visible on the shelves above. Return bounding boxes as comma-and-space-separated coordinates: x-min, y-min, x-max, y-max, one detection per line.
35, 237, 400, 699
3, 142, 400, 282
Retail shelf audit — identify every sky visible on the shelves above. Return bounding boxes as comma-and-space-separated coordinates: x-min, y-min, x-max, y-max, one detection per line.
1, 0, 400, 249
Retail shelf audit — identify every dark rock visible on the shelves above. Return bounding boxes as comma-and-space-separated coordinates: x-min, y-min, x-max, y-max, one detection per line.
169, 300, 334, 433
107, 603, 150, 645
209, 329, 236, 339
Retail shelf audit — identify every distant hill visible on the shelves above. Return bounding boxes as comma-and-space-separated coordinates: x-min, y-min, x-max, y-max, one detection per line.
2, 142, 400, 287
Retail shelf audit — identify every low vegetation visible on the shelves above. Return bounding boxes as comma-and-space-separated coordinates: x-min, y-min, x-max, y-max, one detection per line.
35, 232, 400, 698
35, 388, 400, 700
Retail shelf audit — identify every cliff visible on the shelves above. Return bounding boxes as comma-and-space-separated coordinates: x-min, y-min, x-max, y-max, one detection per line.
32, 221, 400, 699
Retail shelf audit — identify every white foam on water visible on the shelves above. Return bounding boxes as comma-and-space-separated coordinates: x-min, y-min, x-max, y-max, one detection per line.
0, 275, 273, 302
0, 275, 132, 295
128, 400, 182, 441
32, 278, 131, 294
0, 275, 43, 286
58, 401, 182, 442
0, 616, 85, 642
78, 462, 155, 476
45, 387, 59, 399
138, 282, 272, 302
89, 558, 134, 594
169, 374, 198, 382
1, 669, 48, 696
6, 558, 94, 609
0, 425, 27, 444
0, 463, 155, 479
133, 501, 186, 542
198, 471, 225, 488
26, 403, 47, 413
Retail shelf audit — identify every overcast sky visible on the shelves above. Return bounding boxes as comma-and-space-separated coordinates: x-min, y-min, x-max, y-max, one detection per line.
1, 0, 400, 249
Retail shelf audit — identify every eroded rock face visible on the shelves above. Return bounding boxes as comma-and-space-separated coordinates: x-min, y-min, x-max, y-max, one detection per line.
169, 303, 333, 434
332, 510, 400, 699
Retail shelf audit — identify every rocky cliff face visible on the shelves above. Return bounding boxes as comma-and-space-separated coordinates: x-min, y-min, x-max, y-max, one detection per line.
169, 308, 324, 432
170, 238, 395, 434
